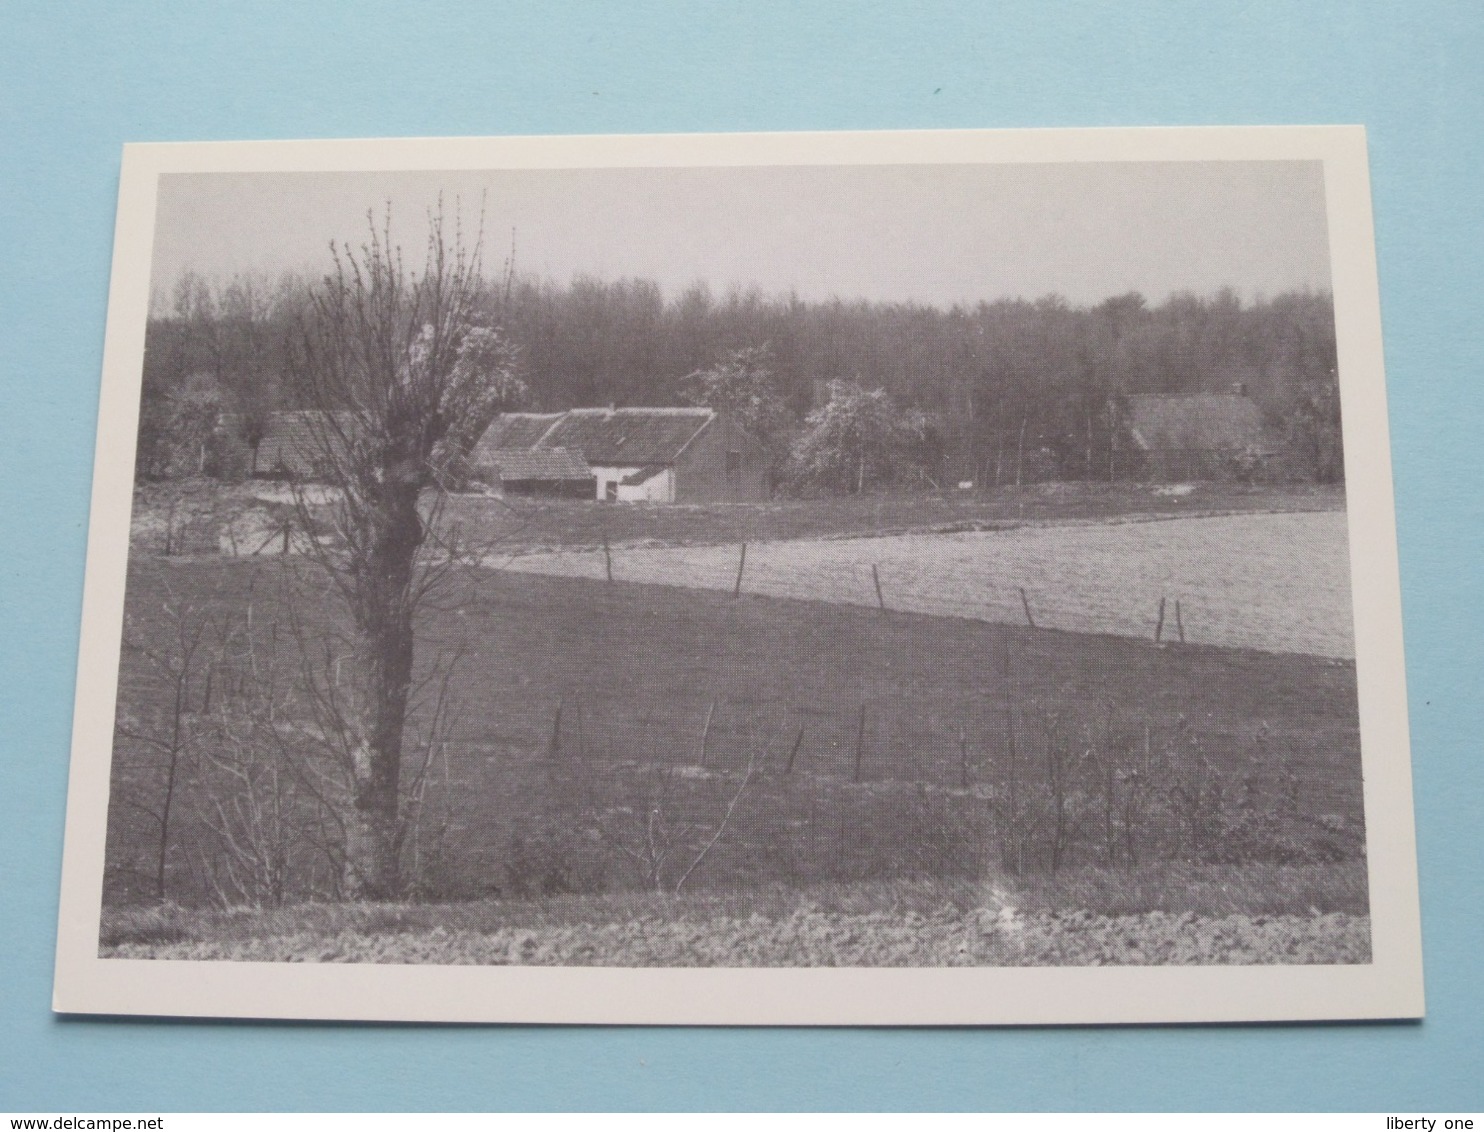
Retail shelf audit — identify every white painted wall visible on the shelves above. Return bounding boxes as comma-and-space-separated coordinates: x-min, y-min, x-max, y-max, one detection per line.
593, 465, 674, 503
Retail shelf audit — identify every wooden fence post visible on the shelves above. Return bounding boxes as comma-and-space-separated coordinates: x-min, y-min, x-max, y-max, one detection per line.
958, 725, 971, 789
1019, 587, 1036, 628
1154, 596, 1166, 643
602, 531, 613, 583
1175, 599, 1185, 644
1005, 703, 1020, 874
733, 542, 747, 597
785, 725, 804, 774
872, 564, 886, 612
548, 698, 564, 757
853, 704, 867, 782
698, 699, 716, 766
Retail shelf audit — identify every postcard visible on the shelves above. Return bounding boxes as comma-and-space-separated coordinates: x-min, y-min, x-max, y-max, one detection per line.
53, 127, 1422, 1023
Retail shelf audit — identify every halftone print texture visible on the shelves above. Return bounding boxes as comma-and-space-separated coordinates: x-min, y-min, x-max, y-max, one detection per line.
95, 147, 1377, 974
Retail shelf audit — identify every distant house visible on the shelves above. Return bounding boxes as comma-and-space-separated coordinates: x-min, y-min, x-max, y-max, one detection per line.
471, 406, 768, 503
217, 410, 358, 481
1121, 390, 1278, 480
478, 447, 595, 499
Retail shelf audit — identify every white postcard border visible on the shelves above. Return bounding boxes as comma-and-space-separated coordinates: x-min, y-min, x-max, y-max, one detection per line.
53, 126, 1423, 1024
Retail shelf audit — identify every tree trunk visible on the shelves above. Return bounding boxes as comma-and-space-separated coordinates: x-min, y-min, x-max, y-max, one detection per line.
1015, 415, 1028, 487
341, 483, 421, 900
155, 672, 188, 900
1085, 408, 1094, 481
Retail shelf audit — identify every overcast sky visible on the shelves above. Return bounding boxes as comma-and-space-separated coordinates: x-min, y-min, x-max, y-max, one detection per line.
151, 160, 1331, 309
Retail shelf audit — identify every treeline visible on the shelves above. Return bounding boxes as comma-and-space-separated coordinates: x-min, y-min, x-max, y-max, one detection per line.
141, 271, 1342, 485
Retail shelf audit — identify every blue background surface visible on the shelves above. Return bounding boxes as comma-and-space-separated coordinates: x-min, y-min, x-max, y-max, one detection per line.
2, 1, 1480, 1112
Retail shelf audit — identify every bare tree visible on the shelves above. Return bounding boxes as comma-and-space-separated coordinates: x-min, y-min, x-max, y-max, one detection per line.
288, 202, 523, 898
568, 707, 775, 896
189, 571, 349, 908
590, 751, 767, 897
113, 587, 215, 900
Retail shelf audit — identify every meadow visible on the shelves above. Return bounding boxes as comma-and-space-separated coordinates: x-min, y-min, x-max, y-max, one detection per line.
101, 477, 1368, 965
104, 551, 1366, 947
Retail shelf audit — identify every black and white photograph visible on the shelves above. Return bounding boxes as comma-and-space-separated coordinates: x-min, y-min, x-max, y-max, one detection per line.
53, 128, 1421, 1024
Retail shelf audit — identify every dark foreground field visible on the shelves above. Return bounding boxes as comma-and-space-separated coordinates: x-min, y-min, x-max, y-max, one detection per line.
104, 555, 1367, 964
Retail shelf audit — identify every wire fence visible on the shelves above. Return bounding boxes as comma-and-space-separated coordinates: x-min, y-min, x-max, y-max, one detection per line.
132, 484, 1353, 660
487, 513, 1356, 660
405, 680, 1366, 898
107, 514, 1365, 907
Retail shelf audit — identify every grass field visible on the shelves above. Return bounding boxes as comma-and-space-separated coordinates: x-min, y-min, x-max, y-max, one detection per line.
493, 510, 1355, 658
105, 556, 1366, 941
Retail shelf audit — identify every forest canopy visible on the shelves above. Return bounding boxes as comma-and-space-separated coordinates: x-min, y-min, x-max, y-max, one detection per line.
141, 271, 1342, 487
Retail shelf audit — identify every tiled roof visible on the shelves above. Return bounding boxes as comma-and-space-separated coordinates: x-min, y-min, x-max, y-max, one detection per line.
221, 410, 359, 477
472, 407, 717, 467
1125, 395, 1270, 452
534, 407, 715, 465
480, 447, 593, 482
473, 412, 566, 453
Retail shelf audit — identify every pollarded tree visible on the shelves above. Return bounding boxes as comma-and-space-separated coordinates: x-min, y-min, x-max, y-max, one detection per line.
289, 204, 524, 899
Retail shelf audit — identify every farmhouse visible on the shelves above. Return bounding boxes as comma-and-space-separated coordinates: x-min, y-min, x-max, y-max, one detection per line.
472, 407, 768, 502
1122, 390, 1278, 480
217, 410, 357, 480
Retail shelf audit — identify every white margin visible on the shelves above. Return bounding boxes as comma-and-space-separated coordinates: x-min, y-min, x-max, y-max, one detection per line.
52, 126, 1423, 1025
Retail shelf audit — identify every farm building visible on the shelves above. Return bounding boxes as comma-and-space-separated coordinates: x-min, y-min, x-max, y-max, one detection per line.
477, 447, 595, 499
471, 406, 769, 502
216, 410, 358, 481
1122, 391, 1279, 480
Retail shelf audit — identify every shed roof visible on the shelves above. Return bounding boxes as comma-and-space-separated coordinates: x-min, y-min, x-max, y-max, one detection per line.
1125, 395, 1270, 452
539, 407, 715, 465
221, 410, 359, 477
473, 412, 566, 453
480, 447, 593, 482
473, 407, 717, 467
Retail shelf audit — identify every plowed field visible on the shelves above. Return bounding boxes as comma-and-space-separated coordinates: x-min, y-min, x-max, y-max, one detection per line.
493, 511, 1355, 658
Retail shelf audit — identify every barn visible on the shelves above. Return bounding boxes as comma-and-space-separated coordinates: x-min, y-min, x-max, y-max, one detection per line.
471, 407, 769, 502
1122, 391, 1279, 481
217, 410, 358, 481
